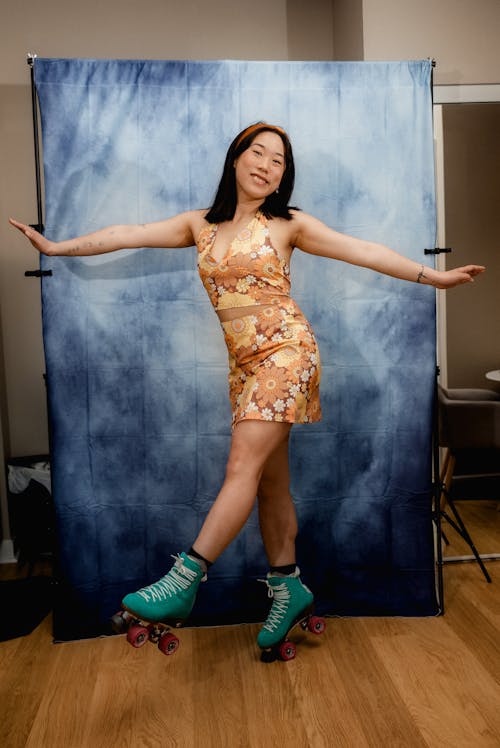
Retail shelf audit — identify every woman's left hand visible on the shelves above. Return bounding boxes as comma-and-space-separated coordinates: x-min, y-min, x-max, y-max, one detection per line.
433, 265, 485, 289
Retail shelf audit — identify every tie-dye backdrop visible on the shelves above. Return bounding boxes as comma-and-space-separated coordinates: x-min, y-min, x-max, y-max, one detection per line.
34, 59, 438, 640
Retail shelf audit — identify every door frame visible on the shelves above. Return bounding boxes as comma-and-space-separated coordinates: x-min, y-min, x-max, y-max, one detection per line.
432, 84, 500, 387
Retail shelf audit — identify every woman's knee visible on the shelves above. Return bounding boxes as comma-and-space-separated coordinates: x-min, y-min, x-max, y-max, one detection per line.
224, 443, 264, 484
226, 421, 291, 481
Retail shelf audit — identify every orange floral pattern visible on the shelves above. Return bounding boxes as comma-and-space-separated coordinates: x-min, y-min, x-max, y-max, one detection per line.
197, 211, 291, 309
197, 212, 322, 427
221, 301, 321, 426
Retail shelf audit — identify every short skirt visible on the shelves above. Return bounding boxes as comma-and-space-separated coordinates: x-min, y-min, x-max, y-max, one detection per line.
219, 299, 322, 427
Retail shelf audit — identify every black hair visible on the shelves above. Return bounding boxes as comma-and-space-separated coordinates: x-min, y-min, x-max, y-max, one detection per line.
204, 122, 298, 223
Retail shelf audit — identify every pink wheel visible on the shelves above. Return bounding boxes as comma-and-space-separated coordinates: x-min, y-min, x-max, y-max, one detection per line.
307, 616, 326, 635
158, 632, 180, 656
279, 640, 297, 661
127, 624, 150, 648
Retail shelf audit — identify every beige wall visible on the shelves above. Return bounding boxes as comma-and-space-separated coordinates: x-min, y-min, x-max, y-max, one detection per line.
333, 0, 364, 61
443, 103, 500, 388
1, 0, 499, 458
362, 0, 500, 84
0, 0, 334, 458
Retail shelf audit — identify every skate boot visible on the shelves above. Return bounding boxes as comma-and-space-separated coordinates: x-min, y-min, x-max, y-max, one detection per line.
121, 552, 206, 624
257, 567, 325, 662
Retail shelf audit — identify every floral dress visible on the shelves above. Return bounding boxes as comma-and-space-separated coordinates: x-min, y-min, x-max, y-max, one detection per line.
197, 211, 321, 427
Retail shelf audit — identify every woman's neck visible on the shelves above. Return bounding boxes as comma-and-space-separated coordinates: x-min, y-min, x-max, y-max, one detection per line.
232, 199, 262, 224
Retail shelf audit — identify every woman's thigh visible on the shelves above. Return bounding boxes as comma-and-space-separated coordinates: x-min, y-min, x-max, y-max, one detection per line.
226, 420, 292, 478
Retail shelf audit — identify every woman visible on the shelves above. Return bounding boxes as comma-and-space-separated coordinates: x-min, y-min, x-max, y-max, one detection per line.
10, 122, 484, 654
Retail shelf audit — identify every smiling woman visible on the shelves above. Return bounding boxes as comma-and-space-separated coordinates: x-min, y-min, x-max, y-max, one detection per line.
234, 131, 285, 197
205, 122, 297, 226
9, 111, 484, 658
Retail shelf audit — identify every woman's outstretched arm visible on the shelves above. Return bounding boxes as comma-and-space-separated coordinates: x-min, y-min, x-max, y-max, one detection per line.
9, 211, 202, 257
291, 211, 485, 290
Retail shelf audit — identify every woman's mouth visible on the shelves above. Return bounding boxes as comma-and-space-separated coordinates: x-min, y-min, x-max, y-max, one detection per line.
251, 173, 268, 186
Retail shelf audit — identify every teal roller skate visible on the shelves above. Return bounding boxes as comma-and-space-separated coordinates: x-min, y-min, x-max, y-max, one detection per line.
257, 567, 326, 662
111, 552, 206, 657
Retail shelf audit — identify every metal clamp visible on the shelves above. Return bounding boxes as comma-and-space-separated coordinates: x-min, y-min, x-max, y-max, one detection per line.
424, 247, 452, 255
25, 270, 53, 278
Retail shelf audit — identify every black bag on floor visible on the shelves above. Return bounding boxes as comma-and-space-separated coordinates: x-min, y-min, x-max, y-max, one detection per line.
0, 576, 53, 641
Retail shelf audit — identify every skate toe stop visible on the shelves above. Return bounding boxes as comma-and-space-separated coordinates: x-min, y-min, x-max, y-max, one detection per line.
260, 648, 277, 663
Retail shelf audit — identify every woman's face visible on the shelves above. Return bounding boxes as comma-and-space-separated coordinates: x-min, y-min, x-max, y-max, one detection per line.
234, 131, 286, 201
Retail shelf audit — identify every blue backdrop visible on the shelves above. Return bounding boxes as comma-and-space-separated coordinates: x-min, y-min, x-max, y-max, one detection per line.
34, 58, 438, 640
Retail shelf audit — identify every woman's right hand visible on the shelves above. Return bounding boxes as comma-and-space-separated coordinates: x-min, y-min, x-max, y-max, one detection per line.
9, 218, 56, 256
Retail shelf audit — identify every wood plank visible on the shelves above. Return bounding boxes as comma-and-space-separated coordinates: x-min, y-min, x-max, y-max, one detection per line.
234, 623, 311, 748
366, 617, 500, 747
192, 625, 248, 748
0, 616, 57, 748
2, 502, 500, 748
448, 564, 500, 627
24, 636, 101, 747
322, 619, 428, 747
286, 623, 371, 748
441, 578, 500, 688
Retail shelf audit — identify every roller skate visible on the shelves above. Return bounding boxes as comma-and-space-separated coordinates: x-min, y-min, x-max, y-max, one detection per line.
257, 567, 326, 662
111, 552, 206, 656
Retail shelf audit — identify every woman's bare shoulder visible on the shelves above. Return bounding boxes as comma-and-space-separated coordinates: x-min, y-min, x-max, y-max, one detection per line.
269, 209, 315, 248
288, 209, 318, 228
184, 208, 208, 225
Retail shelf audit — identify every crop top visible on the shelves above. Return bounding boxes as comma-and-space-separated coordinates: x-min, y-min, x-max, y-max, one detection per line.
196, 211, 291, 311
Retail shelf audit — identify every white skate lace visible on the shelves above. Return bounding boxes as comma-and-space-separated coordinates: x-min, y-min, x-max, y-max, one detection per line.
259, 580, 290, 633
138, 554, 204, 603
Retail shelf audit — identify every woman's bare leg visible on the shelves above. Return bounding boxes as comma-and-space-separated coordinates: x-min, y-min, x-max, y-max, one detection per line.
257, 437, 298, 567
192, 420, 292, 562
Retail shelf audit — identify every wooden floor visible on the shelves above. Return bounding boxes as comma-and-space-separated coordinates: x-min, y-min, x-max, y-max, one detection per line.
1, 501, 500, 748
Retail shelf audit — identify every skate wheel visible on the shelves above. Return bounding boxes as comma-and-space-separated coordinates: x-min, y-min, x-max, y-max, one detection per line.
279, 640, 297, 661
110, 611, 128, 634
127, 624, 150, 648
307, 616, 326, 635
158, 632, 180, 656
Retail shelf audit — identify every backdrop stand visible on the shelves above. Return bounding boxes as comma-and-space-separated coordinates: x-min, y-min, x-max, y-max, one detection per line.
432, 365, 445, 612
437, 448, 492, 583
27, 54, 44, 235
30, 58, 439, 639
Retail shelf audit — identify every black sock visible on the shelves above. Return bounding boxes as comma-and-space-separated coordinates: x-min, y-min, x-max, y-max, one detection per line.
270, 563, 297, 576
188, 546, 213, 569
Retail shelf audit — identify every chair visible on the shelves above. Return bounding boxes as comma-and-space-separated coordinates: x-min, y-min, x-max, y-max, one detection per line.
437, 384, 500, 582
